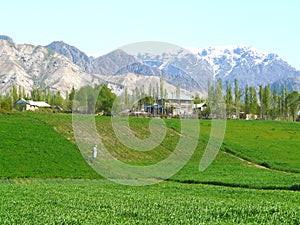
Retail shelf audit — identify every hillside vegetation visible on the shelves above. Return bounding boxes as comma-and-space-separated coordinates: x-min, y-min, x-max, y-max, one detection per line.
0, 113, 100, 179
0, 180, 299, 224
1, 113, 299, 224
0, 113, 299, 190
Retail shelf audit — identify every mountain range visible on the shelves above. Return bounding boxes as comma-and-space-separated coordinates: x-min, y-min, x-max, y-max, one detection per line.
1, 35, 300, 99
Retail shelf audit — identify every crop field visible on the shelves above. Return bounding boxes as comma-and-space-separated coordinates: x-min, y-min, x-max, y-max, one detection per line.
0, 113, 299, 224
0, 180, 299, 224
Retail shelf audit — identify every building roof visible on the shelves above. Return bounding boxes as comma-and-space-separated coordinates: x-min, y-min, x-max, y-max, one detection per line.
27, 100, 51, 107
194, 102, 207, 108
15, 98, 51, 108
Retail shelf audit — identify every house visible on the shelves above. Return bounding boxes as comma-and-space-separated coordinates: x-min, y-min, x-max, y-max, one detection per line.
193, 102, 207, 112
157, 94, 194, 116
14, 98, 51, 111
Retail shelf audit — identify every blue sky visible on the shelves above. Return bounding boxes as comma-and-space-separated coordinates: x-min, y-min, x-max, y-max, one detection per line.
1, 0, 300, 69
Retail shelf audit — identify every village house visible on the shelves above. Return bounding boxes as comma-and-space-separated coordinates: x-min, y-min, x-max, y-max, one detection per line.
143, 94, 206, 117
14, 98, 51, 111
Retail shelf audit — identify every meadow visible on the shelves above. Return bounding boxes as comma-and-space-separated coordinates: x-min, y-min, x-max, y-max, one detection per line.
0, 180, 299, 224
0, 113, 299, 224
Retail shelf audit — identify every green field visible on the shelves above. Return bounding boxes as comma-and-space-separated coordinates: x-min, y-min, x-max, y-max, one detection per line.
0, 180, 299, 224
0, 113, 299, 224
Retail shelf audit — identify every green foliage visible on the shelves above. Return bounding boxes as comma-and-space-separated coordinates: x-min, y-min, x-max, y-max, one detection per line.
207, 79, 225, 118
0, 180, 299, 224
51, 91, 64, 107
95, 84, 116, 115
74, 84, 116, 115
0, 114, 99, 179
244, 83, 250, 114
0, 114, 299, 224
2, 113, 298, 190
220, 120, 300, 173
249, 86, 258, 115
234, 79, 243, 117
193, 94, 202, 104
0, 94, 13, 113
287, 91, 300, 122
224, 80, 233, 117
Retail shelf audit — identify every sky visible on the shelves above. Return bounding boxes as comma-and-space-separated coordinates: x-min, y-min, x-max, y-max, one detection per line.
1, 0, 300, 69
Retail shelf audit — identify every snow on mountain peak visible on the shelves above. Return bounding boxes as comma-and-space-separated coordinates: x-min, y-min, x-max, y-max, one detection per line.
186, 45, 280, 77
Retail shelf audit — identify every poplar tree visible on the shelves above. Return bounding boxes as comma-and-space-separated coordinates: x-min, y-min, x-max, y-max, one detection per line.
271, 86, 279, 119
284, 86, 289, 120
11, 84, 18, 103
124, 87, 129, 108
234, 79, 242, 118
215, 79, 223, 118
259, 85, 264, 119
263, 84, 271, 119
249, 86, 258, 116
225, 80, 233, 117
287, 91, 300, 122
245, 84, 250, 114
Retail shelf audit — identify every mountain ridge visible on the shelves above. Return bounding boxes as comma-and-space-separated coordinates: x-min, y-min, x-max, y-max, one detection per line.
1, 35, 300, 98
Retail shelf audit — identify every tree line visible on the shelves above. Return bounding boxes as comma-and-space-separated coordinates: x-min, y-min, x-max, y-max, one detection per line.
0, 83, 116, 115
1, 79, 299, 122
207, 79, 300, 122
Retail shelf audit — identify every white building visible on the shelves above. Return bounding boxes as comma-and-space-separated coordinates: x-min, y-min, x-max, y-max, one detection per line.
14, 98, 51, 111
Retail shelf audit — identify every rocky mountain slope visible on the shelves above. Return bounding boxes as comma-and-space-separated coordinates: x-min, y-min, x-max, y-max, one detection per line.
0, 35, 14, 43
188, 46, 300, 90
46, 40, 300, 93
97, 73, 194, 97
0, 39, 104, 97
0, 38, 192, 99
46, 41, 92, 72
1, 35, 300, 99
45, 42, 206, 92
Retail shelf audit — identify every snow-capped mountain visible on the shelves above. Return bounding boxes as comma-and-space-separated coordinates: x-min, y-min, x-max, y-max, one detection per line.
188, 45, 271, 77
45, 41, 300, 93
3, 35, 297, 97
133, 45, 300, 92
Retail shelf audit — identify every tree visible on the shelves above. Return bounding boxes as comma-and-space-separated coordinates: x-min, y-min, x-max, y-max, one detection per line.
234, 79, 242, 118
271, 86, 279, 119
214, 79, 224, 118
51, 91, 64, 108
18, 85, 23, 99
193, 94, 202, 104
206, 79, 213, 116
46, 88, 51, 104
11, 84, 18, 102
244, 84, 250, 114
0, 93, 13, 113
225, 80, 233, 117
284, 86, 289, 120
75, 86, 95, 113
69, 85, 76, 101
124, 87, 129, 109
249, 86, 258, 116
263, 84, 271, 119
287, 91, 300, 122
96, 84, 116, 115
259, 85, 264, 119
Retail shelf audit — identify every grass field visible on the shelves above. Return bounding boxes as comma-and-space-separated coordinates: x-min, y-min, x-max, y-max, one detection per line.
0, 113, 299, 224
0, 180, 299, 224
0, 113, 99, 179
